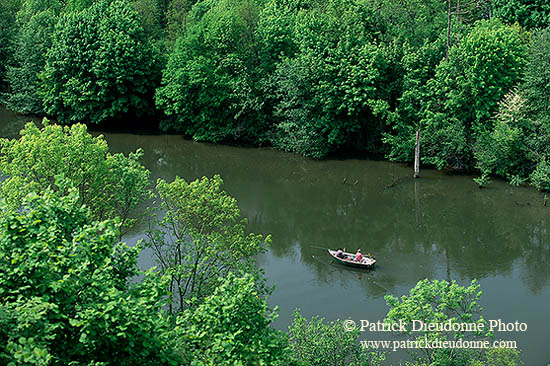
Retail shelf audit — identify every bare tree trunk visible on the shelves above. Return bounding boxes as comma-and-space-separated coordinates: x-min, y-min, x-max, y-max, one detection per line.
446, 0, 452, 60
413, 129, 420, 178
456, 0, 460, 25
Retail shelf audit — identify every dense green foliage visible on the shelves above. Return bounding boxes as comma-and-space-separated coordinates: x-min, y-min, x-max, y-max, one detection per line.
0, 121, 150, 233
470, 348, 524, 366
0, 187, 179, 365
0, 0, 20, 93
0, 186, 290, 366
287, 310, 385, 366
4, 0, 60, 114
176, 273, 290, 365
131, 0, 163, 41
268, 0, 392, 157
388, 280, 523, 366
41, 0, 159, 124
383, 38, 445, 162
473, 27, 550, 189
1, 0, 550, 189
494, 0, 550, 29
0, 120, 290, 365
385, 279, 490, 366
156, 0, 266, 142
474, 89, 532, 183
0, 117, 527, 365
164, 0, 196, 42
420, 19, 528, 170
0, 0, 545, 363
523, 28, 550, 129
146, 174, 270, 311
152, 0, 550, 187
386, 19, 528, 169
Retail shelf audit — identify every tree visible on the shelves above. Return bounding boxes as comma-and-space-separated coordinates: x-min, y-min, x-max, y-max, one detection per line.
469, 348, 523, 366
5, 0, 61, 114
494, 0, 550, 29
62, 0, 96, 12
529, 158, 550, 191
287, 310, 385, 366
0, 121, 150, 233
41, 0, 159, 124
0, 0, 21, 92
175, 273, 290, 365
453, 0, 494, 25
421, 19, 528, 170
364, 0, 447, 46
269, 0, 391, 157
0, 187, 180, 365
165, 0, 196, 42
522, 27, 550, 143
475, 28, 550, 189
522, 28, 550, 190
131, 0, 163, 41
155, 0, 267, 143
385, 279, 490, 365
146, 174, 270, 312
383, 38, 446, 162
474, 88, 533, 183
255, 0, 301, 74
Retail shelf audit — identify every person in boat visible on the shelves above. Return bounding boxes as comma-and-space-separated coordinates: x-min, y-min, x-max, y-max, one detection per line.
336, 248, 345, 259
355, 249, 363, 262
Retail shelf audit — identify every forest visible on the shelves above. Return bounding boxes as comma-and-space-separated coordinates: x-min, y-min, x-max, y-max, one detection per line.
0, 0, 549, 187
0, 0, 548, 364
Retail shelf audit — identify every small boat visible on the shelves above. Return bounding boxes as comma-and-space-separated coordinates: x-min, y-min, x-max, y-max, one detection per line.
328, 249, 376, 269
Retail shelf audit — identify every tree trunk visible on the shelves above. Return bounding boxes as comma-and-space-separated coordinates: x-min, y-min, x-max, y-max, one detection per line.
413, 129, 420, 178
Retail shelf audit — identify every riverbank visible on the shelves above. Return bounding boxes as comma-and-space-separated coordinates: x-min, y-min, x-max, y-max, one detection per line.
0, 105, 526, 186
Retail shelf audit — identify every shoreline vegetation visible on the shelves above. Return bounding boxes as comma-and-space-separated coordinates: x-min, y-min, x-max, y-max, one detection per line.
0, 0, 549, 189
0, 0, 547, 364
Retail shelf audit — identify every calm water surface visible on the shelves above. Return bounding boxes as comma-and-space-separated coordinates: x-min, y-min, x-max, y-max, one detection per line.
2, 108, 549, 364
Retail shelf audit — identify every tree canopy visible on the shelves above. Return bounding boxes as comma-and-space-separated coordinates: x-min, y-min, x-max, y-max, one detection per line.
0, 187, 179, 365
0, 121, 150, 233
1, 0, 549, 191
41, 0, 159, 124
385, 279, 490, 365
4, 0, 60, 114
176, 273, 290, 365
146, 174, 270, 311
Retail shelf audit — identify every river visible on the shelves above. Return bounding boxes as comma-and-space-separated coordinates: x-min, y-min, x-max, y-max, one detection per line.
1, 107, 549, 364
